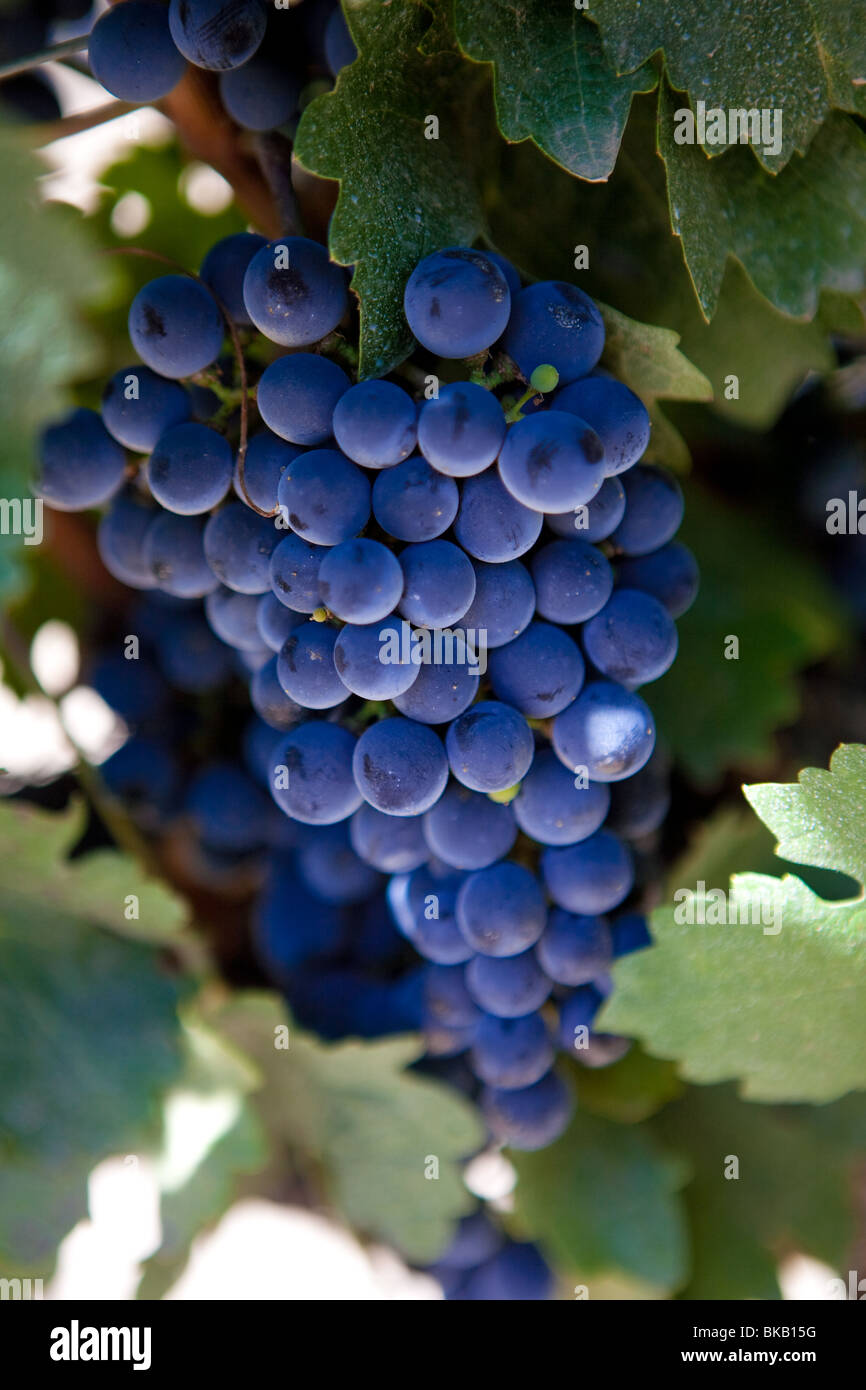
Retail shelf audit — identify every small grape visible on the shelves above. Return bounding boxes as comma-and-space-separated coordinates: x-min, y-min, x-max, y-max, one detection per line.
610, 465, 685, 556
203, 502, 280, 593
352, 717, 449, 816
89, 0, 186, 101
128, 275, 224, 379
541, 831, 634, 915
397, 540, 477, 629
318, 538, 405, 624
372, 456, 459, 542
456, 862, 547, 957
551, 680, 656, 782
423, 783, 517, 870
276, 621, 347, 709
404, 247, 511, 358
243, 237, 348, 346
445, 700, 534, 794
454, 468, 543, 562
168, 0, 266, 71
460, 558, 536, 649
38, 408, 126, 512
97, 488, 159, 589
269, 532, 327, 612
332, 379, 418, 468
581, 589, 678, 688
504, 281, 605, 384
101, 365, 190, 454
529, 538, 613, 624
498, 411, 606, 513
200, 233, 268, 326
270, 721, 362, 825
143, 513, 218, 597
417, 382, 506, 477
219, 56, 300, 131
488, 620, 584, 718
146, 422, 233, 515
277, 448, 371, 545
554, 372, 650, 476
333, 620, 421, 700
615, 541, 699, 618
480, 1071, 572, 1150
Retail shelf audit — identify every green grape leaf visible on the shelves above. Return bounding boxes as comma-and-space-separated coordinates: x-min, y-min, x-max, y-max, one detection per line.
137, 1020, 269, 1300
0, 1152, 94, 1281
573, 1047, 683, 1124
676, 263, 864, 430
216, 993, 484, 1263
590, 0, 866, 172
0, 129, 109, 601
601, 746, 866, 1102
0, 800, 187, 1274
512, 1111, 689, 1292
597, 303, 712, 470
653, 1085, 866, 1299
665, 805, 859, 907
453, 0, 656, 183
658, 91, 866, 319
486, 111, 851, 437
744, 743, 866, 886
646, 483, 846, 783
136, 1110, 264, 1301
491, 79, 861, 344
0, 796, 187, 944
294, 0, 489, 376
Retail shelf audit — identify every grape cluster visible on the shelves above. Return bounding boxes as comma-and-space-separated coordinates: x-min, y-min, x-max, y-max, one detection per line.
85, 0, 355, 131
420, 1208, 554, 1301
37, 230, 694, 1291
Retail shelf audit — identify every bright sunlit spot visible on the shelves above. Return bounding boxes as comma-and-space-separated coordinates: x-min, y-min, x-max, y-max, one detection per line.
110, 189, 152, 238
58, 686, 126, 764
180, 162, 234, 216
30, 619, 80, 696
0, 685, 75, 783
778, 1253, 843, 1301
39, 62, 174, 214
463, 1149, 517, 1203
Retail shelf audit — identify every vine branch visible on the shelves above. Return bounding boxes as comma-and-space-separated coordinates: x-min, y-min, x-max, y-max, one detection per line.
156, 66, 283, 237
251, 130, 303, 237
0, 36, 88, 81
32, 99, 135, 145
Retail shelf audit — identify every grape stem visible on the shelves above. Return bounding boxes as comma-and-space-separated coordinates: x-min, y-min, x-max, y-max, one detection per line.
0, 36, 88, 81
158, 65, 284, 237
393, 362, 429, 392
505, 384, 541, 422
317, 331, 359, 371
31, 99, 136, 145
469, 366, 505, 390
103, 246, 276, 520
352, 700, 390, 728
251, 130, 303, 238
